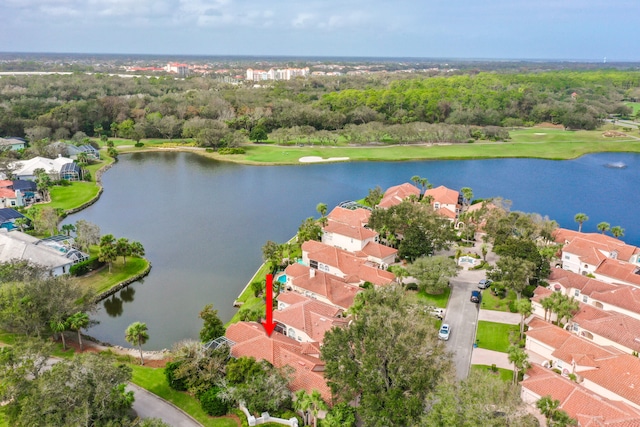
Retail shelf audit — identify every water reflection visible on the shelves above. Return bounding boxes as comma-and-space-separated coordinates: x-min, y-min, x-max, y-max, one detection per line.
103, 295, 123, 317
120, 286, 136, 302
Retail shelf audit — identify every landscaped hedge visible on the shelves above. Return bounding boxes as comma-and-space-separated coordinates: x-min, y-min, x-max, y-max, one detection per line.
218, 147, 246, 155
164, 361, 187, 391
199, 386, 229, 416
69, 256, 104, 276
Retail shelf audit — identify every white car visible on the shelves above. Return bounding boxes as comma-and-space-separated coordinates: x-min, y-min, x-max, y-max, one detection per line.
438, 323, 451, 341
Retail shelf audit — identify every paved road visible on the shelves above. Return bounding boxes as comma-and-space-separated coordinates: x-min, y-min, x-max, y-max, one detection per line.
128, 383, 202, 427
442, 268, 486, 380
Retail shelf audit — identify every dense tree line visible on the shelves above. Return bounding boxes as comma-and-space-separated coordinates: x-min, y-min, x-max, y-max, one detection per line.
0, 70, 638, 148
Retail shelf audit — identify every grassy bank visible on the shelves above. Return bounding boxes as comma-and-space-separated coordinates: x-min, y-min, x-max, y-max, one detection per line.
75, 256, 149, 295
111, 126, 640, 166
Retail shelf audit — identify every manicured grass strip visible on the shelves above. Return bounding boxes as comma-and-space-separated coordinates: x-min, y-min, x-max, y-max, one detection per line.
470, 364, 514, 383
624, 102, 640, 116
129, 364, 238, 427
75, 257, 149, 295
416, 288, 451, 308
47, 182, 101, 211
227, 259, 275, 326
475, 321, 519, 353
480, 289, 517, 312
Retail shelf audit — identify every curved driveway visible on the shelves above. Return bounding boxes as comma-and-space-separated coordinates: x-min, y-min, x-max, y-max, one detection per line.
128, 383, 202, 427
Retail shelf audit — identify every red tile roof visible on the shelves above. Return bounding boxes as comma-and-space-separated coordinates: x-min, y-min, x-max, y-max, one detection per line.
302, 240, 395, 286
0, 180, 12, 188
277, 292, 309, 306
592, 286, 640, 315
554, 228, 639, 263
596, 259, 640, 287
225, 322, 332, 402
0, 188, 16, 198
360, 241, 398, 260
522, 364, 640, 426
424, 185, 461, 207
323, 220, 377, 241
580, 355, 640, 407
573, 304, 640, 353
326, 206, 371, 227
377, 183, 420, 208
284, 263, 361, 310
273, 296, 348, 343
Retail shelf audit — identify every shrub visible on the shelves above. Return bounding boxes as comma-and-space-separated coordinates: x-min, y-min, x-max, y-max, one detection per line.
568, 373, 577, 382
134, 142, 144, 147
218, 147, 246, 155
405, 282, 418, 291
552, 368, 562, 375
199, 387, 229, 416
164, 361, 188, 391
205, 148, 214, 153
69, 256, 103, 276
508, 300, 518, 313
490, 364, 498, 373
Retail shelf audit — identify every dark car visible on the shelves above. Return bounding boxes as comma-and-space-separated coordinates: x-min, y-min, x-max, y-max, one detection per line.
478, 279, 493, 289
470, 290, 482, 303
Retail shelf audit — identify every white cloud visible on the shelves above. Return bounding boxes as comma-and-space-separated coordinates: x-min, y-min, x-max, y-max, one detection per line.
292, 12, 314, 28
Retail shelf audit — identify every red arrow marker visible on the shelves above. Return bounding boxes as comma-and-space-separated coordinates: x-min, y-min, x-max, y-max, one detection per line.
262, 274, 276, 337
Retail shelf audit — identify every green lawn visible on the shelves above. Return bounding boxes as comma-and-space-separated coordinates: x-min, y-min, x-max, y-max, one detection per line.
480, 289, 517, 312
75, 257, 149, 295
475, 321, 519, 353
624, 102, 640, 116
129, 364, 239, 427
46, 181, 101, 211
416, 288, 451, 308
470, 364, 514, 383
226, 261, 273, 326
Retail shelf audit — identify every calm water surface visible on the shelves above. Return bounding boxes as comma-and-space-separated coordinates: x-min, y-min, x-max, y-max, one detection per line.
66, 152, 640, 349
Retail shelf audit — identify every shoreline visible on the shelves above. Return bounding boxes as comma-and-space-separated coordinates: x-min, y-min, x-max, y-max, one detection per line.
115, 137, 640, 167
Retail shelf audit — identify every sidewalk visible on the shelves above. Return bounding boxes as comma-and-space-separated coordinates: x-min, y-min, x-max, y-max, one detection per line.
478, 309, 521, 325
471, 347, 512, 370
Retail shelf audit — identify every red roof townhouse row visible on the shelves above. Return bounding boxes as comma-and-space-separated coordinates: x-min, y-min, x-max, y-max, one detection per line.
525, 317, 640, 410
521, 364, 640, 426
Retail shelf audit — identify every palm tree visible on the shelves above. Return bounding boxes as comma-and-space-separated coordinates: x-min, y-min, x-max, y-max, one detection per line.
99, 234, 117, 273
76, 152, 89, 166
573, 213, 588, 232
611, 225, 625, 238
307, 390, 328, 427
461, 187, 473, 209
536, 395, 560, 426
516, 299, 533, 340
115, 237, 130, 265
541, 294, 555, 322
316, 203, 328, 226
507, 345, 530, 385
293, 390, 312, 426
68, 312, 90, 351
61, 223, 76, 236
50, 318, 68, 350
597, 221, 610, 234
129, 241, 145, 258
125, 322, 149, 365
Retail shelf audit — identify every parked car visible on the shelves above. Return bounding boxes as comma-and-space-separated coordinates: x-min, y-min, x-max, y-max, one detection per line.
470, 290, 482, 303
478, 279, 493, 289
438, 323, 451, 340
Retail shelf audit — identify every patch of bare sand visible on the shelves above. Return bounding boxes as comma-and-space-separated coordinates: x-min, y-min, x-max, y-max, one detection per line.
298, 156, 349, 163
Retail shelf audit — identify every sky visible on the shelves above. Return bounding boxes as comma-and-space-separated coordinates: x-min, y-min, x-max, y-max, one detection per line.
1, 0, 638, 61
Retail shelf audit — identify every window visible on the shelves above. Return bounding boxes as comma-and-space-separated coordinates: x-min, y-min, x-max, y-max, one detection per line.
574, 289, 580, 297
572, 323, 579, 332
582, 295, 588, 303
564, 255, 570, 260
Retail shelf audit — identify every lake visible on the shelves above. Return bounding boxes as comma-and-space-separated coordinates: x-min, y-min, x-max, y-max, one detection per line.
66, 151, 640, 349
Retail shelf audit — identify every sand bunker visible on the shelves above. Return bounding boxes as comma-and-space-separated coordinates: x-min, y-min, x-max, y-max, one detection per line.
299, 156, 350, 163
